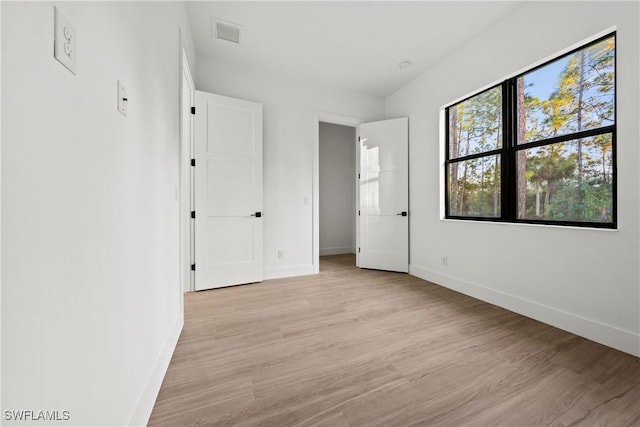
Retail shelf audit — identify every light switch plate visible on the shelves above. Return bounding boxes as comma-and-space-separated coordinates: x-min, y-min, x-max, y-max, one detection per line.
118, 81, 128, 117
54, 7, 76, 74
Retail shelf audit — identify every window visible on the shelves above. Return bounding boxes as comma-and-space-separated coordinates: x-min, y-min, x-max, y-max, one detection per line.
445, 33, 616, 228
447, 86, 503, 218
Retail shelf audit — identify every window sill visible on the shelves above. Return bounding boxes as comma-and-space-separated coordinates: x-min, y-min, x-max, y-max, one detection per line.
440, 217, 618, 232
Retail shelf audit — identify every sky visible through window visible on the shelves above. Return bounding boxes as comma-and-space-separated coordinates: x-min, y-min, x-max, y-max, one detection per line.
526, 60, 566, 101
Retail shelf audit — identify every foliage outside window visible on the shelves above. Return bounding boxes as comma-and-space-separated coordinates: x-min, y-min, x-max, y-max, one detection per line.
445, 33, 616, 228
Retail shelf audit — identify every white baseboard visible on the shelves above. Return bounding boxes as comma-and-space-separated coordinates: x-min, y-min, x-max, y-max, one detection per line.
264, 264, 315, 280
128, 313, 184, 426
409, 264, 640, 357
319, 246, 355, 256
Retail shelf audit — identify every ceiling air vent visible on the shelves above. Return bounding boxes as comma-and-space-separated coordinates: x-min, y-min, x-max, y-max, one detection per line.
213, 18, 242, 45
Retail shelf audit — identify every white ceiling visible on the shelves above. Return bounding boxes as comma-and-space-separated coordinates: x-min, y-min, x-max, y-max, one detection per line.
186, 1, 522, 97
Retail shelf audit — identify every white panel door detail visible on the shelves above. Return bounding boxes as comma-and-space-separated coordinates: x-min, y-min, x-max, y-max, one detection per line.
194, 91, 263, 290
357, 117, 408, 273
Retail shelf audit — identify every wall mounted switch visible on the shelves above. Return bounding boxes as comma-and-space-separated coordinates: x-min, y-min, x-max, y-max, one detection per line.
54, 7, 76, 74
118, 81, 128, 117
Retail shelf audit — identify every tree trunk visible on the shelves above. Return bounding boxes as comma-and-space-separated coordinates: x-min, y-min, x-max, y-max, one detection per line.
601, 146, 607, 183
450, 109, 459, 213
516, 78, 527, 218
544, 181, 552, 216
459, 132, 471, 213
494, 115, 501, 216
493, 156, 499, 215
576, 50, 586, 189
459, 163, 467, 213
535, 181, 541, 217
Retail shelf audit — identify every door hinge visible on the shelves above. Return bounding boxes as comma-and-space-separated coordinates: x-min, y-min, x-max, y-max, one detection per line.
358, 247, 361, 253
191, 106, 196, 115
191, 211, 196, 219
191, 159, 195, 167
358, 173, 361, 179
358, 136, 361, 142
358, 210, 360, 216
191, 264, 196, 271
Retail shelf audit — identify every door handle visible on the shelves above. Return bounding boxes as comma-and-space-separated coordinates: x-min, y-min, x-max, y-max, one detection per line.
251, 212, 262, 218
396, 211, 408, 216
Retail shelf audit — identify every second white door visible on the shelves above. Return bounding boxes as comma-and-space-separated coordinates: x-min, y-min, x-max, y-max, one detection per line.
194, 91, 263, 290
357, 117, 409, 273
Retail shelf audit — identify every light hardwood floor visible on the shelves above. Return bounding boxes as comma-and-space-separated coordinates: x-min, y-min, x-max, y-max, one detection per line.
149, 254, 640, 427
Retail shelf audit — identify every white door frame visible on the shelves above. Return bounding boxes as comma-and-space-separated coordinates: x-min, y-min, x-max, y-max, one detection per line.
180, 48, 195, 292
312, 112, 362, 274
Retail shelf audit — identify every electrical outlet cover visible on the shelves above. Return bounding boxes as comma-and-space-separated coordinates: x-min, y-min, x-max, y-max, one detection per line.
118, 81, 128, 117
54, 7, 76, 74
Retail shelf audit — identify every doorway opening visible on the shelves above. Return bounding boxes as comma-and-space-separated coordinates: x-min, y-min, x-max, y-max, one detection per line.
318, 122, 357, 271
312, 112, 362, 274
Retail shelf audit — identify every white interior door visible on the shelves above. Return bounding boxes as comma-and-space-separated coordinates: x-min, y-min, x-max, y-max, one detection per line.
357, 117, 409, 273
194, 91, 263, 290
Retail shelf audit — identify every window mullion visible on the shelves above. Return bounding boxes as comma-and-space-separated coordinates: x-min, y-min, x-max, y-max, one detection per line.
502, 79, 516, 221
448, 149, 502, 163
514, 126, 616, 151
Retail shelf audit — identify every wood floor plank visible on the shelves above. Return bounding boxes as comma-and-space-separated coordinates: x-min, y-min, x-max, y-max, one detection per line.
149, 376, 255, 426
149, 254, 640, 426
551, 378, 640, 426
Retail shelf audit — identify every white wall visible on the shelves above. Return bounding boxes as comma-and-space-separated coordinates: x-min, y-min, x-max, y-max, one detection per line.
386, 1, 640, 356
1, 2, 195, 425
319, 123, 356, 256
196, 58, 384, 279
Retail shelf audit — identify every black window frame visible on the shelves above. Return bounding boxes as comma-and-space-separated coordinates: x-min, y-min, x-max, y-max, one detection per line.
444, 32, 616, 229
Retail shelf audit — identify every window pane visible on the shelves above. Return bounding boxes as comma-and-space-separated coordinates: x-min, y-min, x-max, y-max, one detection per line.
448, 155, 501, 217
517, 36, 615, 144
517, 134, 613, 222
448, 86, 502, 159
